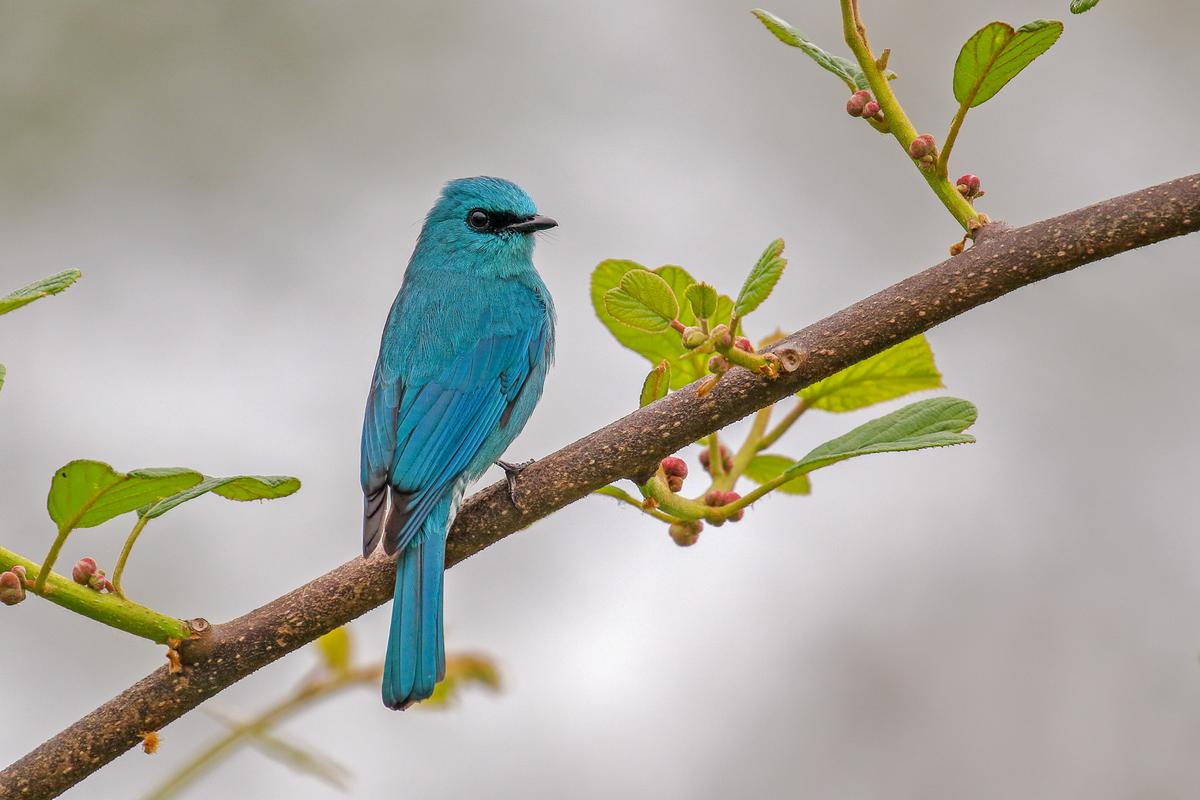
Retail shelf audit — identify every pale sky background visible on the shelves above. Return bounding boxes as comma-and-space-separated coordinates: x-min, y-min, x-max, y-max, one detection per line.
2, 2, 1199, 798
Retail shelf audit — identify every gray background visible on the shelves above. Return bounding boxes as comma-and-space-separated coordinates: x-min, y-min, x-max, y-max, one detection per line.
2, 1, 1199, 798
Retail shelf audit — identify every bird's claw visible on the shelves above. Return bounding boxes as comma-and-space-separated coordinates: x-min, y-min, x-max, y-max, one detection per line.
495, 459, 534, 508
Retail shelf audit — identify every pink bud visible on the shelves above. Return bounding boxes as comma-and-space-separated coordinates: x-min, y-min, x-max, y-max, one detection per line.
908, 134, 935, 159
734, 337, 753, 353
660, 457, 688, 480
704, 490, 723, 507
667, 475, 684, 493
0, 571, 26, 605
722, 492, 745, 522
72, 557, 98, 585
862, 100, 880, 118
957, 174, 981, 192
708, 355, 728, 373
669, 520, 702, 547
845, 90, 871, 117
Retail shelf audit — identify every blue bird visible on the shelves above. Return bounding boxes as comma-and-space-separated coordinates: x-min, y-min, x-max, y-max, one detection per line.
361, 177, 556, 709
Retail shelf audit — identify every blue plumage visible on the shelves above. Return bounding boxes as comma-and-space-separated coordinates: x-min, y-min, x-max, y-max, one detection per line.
361, 177, 556, 709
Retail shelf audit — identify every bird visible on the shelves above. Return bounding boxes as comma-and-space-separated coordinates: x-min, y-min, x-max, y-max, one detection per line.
361, 176, 557, 709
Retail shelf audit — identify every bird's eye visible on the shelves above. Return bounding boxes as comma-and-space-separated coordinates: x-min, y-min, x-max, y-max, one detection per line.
467, 209, 491, 231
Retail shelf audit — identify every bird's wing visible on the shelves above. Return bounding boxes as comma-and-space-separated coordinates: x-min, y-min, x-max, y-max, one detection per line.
362, 312, 550, 557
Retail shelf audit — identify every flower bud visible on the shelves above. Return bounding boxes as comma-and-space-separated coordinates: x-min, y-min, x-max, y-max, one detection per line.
908, 134, 935, 159
667, 475, 684, 493
721, 492, 745, 522
862, 100, 880, 118
681, 326, 707, 349
0, 571, 26, 605
845, 89, 871, 117
669, 520, 702, 547
660, 456, 688, 480
957, 174, 981, 193
72, 557, 98, 585
734, 337, 753, 353
704, 490, 723, 507
10, 565, 26, 583
87, 571, 112, 593
708, 355, 728, 374
698, 444, 734, 474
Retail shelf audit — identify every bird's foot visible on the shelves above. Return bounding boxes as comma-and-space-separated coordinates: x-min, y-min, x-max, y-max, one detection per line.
495, 459, 535, 509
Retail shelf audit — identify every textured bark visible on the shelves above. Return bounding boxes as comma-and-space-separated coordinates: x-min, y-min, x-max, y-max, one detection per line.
3, 173, 1198, 799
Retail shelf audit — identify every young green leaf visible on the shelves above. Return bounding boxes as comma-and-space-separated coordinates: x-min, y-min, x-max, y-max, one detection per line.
799, 335, 943, 412
953, 20, 1063, 108
685, 283, 719, 320
138, 474, 302, 519
745, 454, 811, 495
734, 239, 787, 319
47, 460, 203, 530
1070, 0, 1100, 12
784, 397, 976, 479
603, 269, 680, 332
751, 9, 896, 91
639, 360, 671, 407
0, 269, 82, 316
591, 260, 733, 389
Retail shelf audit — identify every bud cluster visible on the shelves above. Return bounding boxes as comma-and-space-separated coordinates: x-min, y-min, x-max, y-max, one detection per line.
681, 326, 708, 349
0, 566, 27, 606
72, 556, 113, 593
845, 89, 882, 122
908, 134, 937, 170
955, 173, 984, 201
704, 490, 745, 524
668, 519, 703, 547
698, 444, 734, 474
660, 456, 688, 493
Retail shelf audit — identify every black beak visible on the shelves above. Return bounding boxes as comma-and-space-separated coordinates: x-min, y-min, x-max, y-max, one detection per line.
505, 214, 558, 233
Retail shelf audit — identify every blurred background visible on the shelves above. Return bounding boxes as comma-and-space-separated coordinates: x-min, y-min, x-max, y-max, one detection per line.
2, 1, 1199, 797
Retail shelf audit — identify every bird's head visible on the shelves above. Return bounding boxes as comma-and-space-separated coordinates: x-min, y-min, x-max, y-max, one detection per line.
414, 176, 556, 275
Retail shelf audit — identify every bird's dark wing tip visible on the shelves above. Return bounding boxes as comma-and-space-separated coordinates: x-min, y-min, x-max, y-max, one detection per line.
362, 487, 388, 557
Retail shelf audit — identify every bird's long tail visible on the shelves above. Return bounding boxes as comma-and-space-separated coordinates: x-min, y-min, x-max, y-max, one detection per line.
383, 498, 449, 710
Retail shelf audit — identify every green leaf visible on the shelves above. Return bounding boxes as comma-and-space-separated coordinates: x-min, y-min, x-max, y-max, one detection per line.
47, 460, 204, 530
799, 335, 943, 412
1070, 0, 1100, 12
783, 397, 977, 480
603, 269, 680, 332
138, 474, 301, 519
751, 9, 896, 91
591, 261, 734, 389
685, 283, 718, 320
0, 269, 82, 316
953, 20, 1063, 108
314, 627, 352, 674
639, 360, 671, 407
0, 363, 5, 394
734, 238, 787, 318
745, 454, 811, 495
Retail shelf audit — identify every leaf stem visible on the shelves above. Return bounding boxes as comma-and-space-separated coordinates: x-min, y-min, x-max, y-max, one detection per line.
757, 398, 808, 452
938, 101, 970, 178
0, 546, 193, 643
706, 433, 725, 480
33, 527, 70, 594
144, 662, 381, 800
111, 516, 150, 599
593, 485, 677, 524
839, 0, 980, 231
714, 406, 772, 492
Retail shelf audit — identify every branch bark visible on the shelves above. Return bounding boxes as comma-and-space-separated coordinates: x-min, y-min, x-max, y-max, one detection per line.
4, 173, 1198, 799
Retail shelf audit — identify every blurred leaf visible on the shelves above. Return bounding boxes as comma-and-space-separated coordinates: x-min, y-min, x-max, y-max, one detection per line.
1070, 0, 1100, 12
751, 9, 895, 90
47, 460, 203, 530
0, 363, 5, 394
139, 474, 301, 519
206, 707, 352, 792
953, 20, 1063, 108
685, 282, 718, 320
314, 627, 352, 675
0, 269, 81, 316
782, 398, 976, 480
735, 238, 787, 318
423, 654, 502, 708
639, 360, 671, 407
591, 261, 733, 389
799, 335, 943, 412
603, 270, 680, 332
745, 454, 811, 494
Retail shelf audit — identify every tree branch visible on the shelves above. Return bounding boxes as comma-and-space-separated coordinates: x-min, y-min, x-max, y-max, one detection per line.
3, 173, 1198, 799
